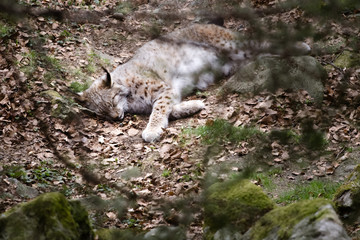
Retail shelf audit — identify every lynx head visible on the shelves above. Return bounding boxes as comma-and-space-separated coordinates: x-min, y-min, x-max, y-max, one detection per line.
78, 68, 129, 120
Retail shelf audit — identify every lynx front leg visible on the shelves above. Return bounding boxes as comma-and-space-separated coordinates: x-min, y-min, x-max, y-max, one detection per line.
142, 95, 174, 142
171, 100, 205, 119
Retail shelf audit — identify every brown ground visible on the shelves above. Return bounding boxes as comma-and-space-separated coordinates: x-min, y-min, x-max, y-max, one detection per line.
1, 0, 360, 239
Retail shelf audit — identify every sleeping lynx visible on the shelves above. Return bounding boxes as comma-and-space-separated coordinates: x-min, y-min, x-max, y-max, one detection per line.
79, 24, 309, 142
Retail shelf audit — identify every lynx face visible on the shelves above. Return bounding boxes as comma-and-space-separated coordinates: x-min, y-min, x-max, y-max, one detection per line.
80, 71, 129, 120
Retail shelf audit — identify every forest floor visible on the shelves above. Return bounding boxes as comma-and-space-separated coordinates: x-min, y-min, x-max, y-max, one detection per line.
1, 0, 360, 239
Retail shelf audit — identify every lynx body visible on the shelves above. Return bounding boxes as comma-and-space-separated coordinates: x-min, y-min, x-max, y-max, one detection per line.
79, 24, 309, 142
80, 24, 247, 142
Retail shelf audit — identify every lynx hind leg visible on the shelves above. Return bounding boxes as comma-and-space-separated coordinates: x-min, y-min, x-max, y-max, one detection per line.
171, 100, 205, 119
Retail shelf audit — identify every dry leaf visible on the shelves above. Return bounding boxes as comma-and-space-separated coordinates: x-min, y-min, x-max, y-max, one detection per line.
128, 128, 139, 137
106, 212, 117, 220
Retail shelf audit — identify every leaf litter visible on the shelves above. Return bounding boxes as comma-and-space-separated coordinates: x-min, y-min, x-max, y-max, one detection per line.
0, 0, 360, 239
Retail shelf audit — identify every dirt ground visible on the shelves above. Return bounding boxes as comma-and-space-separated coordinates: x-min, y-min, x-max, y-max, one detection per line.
1, 0, 360, 239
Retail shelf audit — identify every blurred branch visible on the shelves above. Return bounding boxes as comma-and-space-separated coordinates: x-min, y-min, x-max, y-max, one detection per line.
0, 0, 63, 20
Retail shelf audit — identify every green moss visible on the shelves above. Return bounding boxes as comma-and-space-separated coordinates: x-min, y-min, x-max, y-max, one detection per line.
334, 50, 360, 69
69, 201, 93, 239
250, 199, 331, 240
204, 179, 275, 235
0, 192, 92, 240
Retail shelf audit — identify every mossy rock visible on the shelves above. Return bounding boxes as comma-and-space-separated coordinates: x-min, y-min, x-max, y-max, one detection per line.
247, 199, 349, 240
334, 164, 360, 224
334, 50, 360, 69
204, 179, 275, 239
0, 192, 93, 240
223, 56, 326, 103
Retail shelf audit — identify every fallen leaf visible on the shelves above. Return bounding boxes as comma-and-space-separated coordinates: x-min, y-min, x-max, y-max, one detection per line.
98, 135, 105, 144
326, 167, 335, 175
106, 212, 117, 220
128, 128, 139, 137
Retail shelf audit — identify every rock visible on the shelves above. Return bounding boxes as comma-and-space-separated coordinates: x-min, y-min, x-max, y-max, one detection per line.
0, 192, 93, 240
289, 205, 349, 240
144, 226, 186, 240
115, 166, 142, 180
204, 179, 275, 239
246, 199, 350, 240
333, 50, 360, 69
334, 164, 360, 224
7, 178, 39, 199
91, 49, 122, 65
111, 13, 125, 21
223, 56, 327, 103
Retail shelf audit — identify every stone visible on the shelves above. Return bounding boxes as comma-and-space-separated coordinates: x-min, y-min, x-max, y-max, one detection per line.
289, 205, 349, 240
246, 199, 350, 240
222, 56, 327, 103
0, 192, 93, 240
204, 179, 275, 239
334, 164, 360, 224
7, 178, 39, 199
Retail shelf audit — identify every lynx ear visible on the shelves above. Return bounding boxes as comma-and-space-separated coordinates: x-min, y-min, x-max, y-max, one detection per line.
102, 67, 112, 88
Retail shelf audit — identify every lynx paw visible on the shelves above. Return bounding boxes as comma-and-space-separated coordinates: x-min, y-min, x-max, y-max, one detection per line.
142, 127, 163, 142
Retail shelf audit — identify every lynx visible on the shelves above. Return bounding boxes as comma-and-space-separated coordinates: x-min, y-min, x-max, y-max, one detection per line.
79, 24, 309, 142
